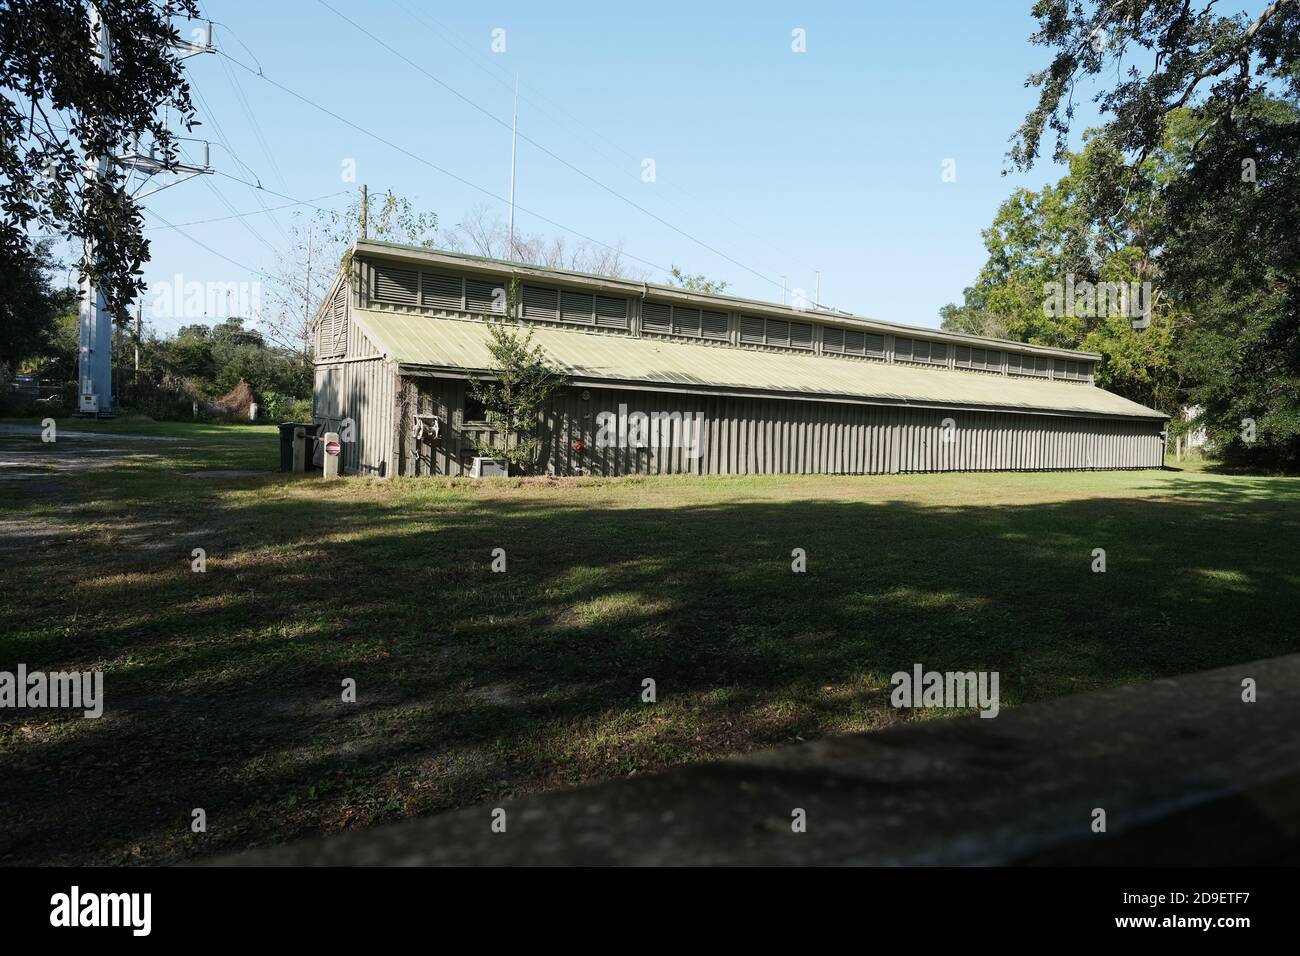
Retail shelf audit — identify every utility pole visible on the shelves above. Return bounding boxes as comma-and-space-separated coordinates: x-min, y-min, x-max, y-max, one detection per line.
815, 271, 821, 308
781, 275, 787, 306
359, 184, 368, 239
77, 3, 112, 417
507, 73, 518, 261
78, 8, 214, 417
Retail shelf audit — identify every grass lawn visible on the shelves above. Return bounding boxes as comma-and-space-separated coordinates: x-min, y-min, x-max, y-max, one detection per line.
1, 418, 1297, 864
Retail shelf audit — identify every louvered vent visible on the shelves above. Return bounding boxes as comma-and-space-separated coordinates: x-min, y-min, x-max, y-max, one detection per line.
560, 290, 595, 325
1009, 353, 1050, 376
825, 327, 876, 356
316, 285, 347, 357
315, 318, 331, 357
374, 265, 418, 306
643, 301, 672, 334
467, 278, 505, 315
789, 322, 813, 350
420, 270, 463, 310
740, 315, 765, 344
673, 307, 701, 337
1053, 359, 1085, 381
766, 319, 790, 346
331, 284, 347, 355
522, 285, 558, 320
897, 337, 946, 364
595, 295, 629, 329
701, 310, 728, 340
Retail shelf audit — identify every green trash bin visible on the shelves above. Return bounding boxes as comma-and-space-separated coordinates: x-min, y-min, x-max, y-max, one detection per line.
278, 421, 320, 472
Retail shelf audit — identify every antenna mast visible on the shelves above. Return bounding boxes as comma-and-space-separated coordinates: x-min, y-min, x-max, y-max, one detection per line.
507, 74, 518, 261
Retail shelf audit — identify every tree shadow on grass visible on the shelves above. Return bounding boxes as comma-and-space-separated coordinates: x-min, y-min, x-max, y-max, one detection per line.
1, 475, 1298, 864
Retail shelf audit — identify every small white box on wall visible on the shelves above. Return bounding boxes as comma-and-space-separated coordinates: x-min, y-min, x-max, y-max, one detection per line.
470, 457, 508, 478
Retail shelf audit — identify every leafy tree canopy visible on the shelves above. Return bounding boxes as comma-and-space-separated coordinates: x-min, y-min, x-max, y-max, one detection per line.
0, 240, 76, 371
941, 128, 1185, 411
1, 0, 202, 316
667, 265, 729, 295
467, 283, 569, 474
950, 1, 1299, 465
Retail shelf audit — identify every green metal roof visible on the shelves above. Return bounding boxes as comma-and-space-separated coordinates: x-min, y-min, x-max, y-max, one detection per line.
351, 309, 1167, 421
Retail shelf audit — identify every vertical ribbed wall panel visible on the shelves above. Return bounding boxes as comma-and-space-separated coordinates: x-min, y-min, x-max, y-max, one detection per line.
312, 358, 396, 477
384, 379, 1165, 477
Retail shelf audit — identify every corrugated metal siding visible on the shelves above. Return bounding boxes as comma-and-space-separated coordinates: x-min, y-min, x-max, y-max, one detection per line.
395, 375, 504, 477
397, 379, 1165, 477
313, 358, 398, 476
347, 314, 380, 358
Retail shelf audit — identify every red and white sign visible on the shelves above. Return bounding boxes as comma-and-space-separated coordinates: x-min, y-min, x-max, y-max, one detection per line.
324, 439, 341, 457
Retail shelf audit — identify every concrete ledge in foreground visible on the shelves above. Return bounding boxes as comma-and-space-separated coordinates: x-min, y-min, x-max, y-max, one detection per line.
216, 654, 1300, 866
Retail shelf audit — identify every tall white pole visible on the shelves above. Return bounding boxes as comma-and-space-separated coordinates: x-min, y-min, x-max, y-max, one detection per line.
815, 271, 821, 307
78, 2, 113, 417
507, 73, 518, 261
303, 226, 313, 357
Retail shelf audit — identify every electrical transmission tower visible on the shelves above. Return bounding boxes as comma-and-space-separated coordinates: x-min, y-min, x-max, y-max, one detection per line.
77, 5, 215, 417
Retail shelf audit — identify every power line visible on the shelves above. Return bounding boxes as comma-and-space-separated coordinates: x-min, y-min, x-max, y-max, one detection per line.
217, 46, 289, 192
213, 170, 343, 210
384, 0, 822, 281
145, 190, 347, 229
148, 209, 273, 280
200, 167, 277, 254
189, 74, 291, 244
216, 47, 672, 277
315, 0, 782, 291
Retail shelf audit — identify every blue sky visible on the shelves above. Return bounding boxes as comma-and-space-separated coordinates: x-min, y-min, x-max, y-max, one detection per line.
130, 0, 1106, 336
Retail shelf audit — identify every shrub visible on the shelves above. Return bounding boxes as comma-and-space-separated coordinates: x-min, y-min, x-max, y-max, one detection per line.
261, 390, 313, 422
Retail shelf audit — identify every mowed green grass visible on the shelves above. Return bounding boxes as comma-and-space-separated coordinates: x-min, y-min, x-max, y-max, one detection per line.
0, 419, 1296, 864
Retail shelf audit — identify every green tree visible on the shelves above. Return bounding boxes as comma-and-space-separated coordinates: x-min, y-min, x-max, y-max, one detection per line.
940, 133, 1183, 410
43, 308, 81, 383
0, 240, 75, 374
1, 0, 203, 317
264, 190, 440, 357
1011, 0, 1300, 466
667, 265, 729, 295
163, 324, 215, 383
467, 285, 569, 474
939, 287, 1007, 339
329, 189, 439, 284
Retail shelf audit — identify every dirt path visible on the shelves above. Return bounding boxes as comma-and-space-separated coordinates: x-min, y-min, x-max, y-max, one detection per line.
0, 434, 172, 483
0, 423, 182, 441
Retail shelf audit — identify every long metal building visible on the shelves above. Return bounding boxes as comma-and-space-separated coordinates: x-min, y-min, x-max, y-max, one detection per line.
311, 241, 1168, 478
